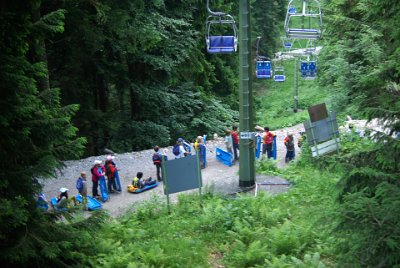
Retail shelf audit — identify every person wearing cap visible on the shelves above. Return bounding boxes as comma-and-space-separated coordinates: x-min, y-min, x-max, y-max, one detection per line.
91, 160, 105, 199
76, 172, 88, 210
284, 132, 295, 163
105, 155, 118, 193
173, 138, 187, 159
56, 187, 77, 208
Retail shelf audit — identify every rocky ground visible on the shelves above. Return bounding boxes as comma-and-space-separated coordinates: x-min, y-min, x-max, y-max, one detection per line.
41, 124, 305, 217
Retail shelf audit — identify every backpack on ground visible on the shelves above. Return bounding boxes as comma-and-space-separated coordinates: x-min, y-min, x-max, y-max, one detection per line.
173, 144, 180, 156
152, 153, 162, 165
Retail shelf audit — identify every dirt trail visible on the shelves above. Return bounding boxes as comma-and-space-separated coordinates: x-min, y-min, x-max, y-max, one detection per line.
41, 124, 305, 217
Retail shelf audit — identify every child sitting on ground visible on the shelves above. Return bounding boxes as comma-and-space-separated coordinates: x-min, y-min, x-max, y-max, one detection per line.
132, 172, 155, 189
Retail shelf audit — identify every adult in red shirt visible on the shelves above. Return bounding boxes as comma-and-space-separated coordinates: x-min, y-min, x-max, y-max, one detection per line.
91, 160, 105, 199
105, 155, 118, 193
231, 126, 239, 161
262, 127, 275, 159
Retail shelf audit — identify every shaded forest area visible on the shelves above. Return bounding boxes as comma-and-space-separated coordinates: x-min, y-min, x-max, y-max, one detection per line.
25, 0, 286, 155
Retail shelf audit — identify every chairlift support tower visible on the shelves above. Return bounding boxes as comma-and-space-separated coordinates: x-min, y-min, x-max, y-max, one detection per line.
238, 0, 255, 187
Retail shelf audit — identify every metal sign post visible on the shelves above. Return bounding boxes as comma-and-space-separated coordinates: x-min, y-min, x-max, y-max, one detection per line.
239, 0, 255, 187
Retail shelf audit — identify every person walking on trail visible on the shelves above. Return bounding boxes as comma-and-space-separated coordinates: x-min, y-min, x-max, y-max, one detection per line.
262, 127, 275, 159
153, 145, 163, 181
173, 138, 187, 159
194, 136, 206, 169
76, 172, 88, 210
105, 156, 118, 193
231, 126, 239, 161
91, 160, 104, 199
284, 132, 295, 162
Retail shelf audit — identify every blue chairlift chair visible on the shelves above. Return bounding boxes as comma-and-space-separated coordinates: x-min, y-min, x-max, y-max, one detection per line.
205, 0, 238, 54
274, 67, 286, 82
307, 60, 317, 79
255, 37, 272, 79
256, 60, 272, 79
300, 61, 309, 77
288, 5, 297, 15
284, 0, 323, 40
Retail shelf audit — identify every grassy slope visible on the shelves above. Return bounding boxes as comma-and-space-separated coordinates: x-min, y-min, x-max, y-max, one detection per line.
254, 58, 329, 129
85, 64, 344, 267
87, 159, 341, 267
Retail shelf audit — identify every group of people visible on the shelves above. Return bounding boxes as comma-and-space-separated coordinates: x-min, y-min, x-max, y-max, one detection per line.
259, 126, 296, 162
225, 125, 296, 163
152, 136, 207, 182
49, 154, 120, 210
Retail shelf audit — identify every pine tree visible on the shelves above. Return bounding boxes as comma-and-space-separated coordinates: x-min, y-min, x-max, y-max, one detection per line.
0, 1, 90, 266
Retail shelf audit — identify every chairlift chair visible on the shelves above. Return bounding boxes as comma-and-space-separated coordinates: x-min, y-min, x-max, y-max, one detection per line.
289, 5, 297, 15
274, 67, 286, 82
300, 60, 317, 79
300, 61, 309, 77
255, 37, 272, 78
284, 0, 323, 40
307, 60, 317, 79
205, 0, 238, 54
256, 60, 272, 79
282, 37, 293, 50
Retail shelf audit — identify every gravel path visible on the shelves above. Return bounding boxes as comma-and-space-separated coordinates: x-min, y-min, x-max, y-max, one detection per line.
41, 124, 304, 217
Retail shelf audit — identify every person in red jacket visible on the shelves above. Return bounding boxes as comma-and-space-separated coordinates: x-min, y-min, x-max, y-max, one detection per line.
91, 160, 105, 199
262, 127, 275, 159
231, 125, 239, 161
105, 155, 118, 193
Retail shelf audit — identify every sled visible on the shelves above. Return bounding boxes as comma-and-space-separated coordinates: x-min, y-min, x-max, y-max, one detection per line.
114, 170, 122, 192
99, 175, 109, 202
75, 194, 102, 211
127, 182, 158, 194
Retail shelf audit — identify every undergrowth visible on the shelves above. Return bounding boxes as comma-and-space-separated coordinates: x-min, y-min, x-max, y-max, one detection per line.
87, 153, 342, 267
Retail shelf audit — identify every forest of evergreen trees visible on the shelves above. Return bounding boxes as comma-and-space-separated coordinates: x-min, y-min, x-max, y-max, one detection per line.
0, 0, 399, 267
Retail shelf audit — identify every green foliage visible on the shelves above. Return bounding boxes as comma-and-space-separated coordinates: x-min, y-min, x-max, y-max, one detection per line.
318, 1, 400, 266
254, 59, 329, 129
0, 1, 89, 266
84, 159, 341, 267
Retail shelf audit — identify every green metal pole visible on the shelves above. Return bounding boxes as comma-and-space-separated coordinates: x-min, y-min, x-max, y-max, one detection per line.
239, 0, 255, 187
294, 57, 298, 113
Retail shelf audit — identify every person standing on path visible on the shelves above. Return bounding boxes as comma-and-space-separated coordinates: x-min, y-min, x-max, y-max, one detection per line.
194, 136, 206, 169
231, 125, 239, 161
262, 127, 275, 159
76, 172, 88, 210
284, 132, 295, 162
91, 160, 104, 199
105, 156, 118, 193
152, 145, 163, 181
173, 138, 187, 159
